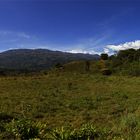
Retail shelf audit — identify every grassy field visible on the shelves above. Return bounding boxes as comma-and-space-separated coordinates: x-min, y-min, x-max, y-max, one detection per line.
0, 71, 140, 126
0, 61, 140, 139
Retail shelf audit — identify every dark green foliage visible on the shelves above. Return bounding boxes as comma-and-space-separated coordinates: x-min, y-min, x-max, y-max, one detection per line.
100, 53, 108, 60
117, 48, 137, 62
6, 119, 39, 140
119, 61, 140, 76
109, 55, 116, 60
112, 48, 140, 62
2, 119, 140, 139
109, 48, 140, 76
0, 121, 110, 139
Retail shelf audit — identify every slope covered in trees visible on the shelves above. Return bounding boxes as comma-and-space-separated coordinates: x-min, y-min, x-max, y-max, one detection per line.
109, 48, 140, 76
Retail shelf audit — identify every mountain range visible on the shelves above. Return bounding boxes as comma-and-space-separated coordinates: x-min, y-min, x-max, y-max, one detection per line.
0, 49, 99, 72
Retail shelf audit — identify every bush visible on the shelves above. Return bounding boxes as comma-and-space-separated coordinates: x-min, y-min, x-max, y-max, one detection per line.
47, 124, 108, 140
101, 68, 112, 75
85, 60, 90, 72
49, 127, 74, 140
5, 119, 39, 140
70, 124, 109, 140
100, 53, 108, 60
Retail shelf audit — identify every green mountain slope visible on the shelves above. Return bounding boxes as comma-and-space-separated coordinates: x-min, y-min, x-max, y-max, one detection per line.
0, 49, 99, 72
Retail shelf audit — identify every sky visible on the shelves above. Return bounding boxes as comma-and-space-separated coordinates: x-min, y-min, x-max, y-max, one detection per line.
0, 0, 140, 54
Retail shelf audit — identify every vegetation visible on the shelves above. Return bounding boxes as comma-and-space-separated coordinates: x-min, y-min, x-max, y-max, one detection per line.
100, 53, 108, 60
0, 48, 139, 139
109, 48, 140, 76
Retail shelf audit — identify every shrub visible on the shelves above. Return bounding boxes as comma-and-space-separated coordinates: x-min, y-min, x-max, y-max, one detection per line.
70, 124, 108, 140
85, 60, 90, 72
100, 53, 108, 60
101, 68, 112, 75
5, 119, 39, 140
47, 124, 108, 140
49, 127, 74, 140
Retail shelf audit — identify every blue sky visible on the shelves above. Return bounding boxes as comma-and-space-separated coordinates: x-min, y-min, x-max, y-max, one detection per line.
0, 0, 140, 54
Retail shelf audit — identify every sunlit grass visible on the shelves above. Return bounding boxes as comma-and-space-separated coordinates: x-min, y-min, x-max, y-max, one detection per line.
0, 71, 140, 130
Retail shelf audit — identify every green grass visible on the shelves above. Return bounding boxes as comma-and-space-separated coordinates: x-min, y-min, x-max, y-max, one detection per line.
0, 60, 140, 139
0, 71, 140, 128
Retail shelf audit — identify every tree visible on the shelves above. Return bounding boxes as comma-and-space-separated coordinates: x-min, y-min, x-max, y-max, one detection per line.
100, 53, 108, 60
117, 49, 136, 62
101, 68, 112, 75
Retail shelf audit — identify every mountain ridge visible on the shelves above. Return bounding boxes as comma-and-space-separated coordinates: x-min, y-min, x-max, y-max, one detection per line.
0, 49, 99, 72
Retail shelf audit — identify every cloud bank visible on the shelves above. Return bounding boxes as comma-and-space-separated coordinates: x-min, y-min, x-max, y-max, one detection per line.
106, 40, 140, 52
68, 48, 101, 54
70, 40, 140, 55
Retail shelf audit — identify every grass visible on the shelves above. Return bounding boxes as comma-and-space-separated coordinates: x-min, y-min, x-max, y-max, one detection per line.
0, 61, 140, 139
0, 71, 140, 127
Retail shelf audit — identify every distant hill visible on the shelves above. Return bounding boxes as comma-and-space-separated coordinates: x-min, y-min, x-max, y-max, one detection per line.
0, 49, 99, 72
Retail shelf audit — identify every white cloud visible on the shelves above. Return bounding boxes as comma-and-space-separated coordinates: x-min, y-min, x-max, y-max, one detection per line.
104, 48, 110, 54
67, 48, 101, 55
64, 35, 109, 55
68, 49, 90, 54
30, 40, 140, 55
106, 40, 140, 52
69, 39, 140, 55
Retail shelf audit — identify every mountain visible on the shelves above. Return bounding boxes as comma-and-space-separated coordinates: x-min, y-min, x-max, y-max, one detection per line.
0, 49, 99, 72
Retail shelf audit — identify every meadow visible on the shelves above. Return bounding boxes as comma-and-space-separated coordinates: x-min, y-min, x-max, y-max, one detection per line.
0, 60, 140, 139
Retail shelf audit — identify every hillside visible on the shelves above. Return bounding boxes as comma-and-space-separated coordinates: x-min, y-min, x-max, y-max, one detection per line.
0, 62, 140, 140
0, 67, 140, 139
0, 49, 140, 139
0, 49, 99, 72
